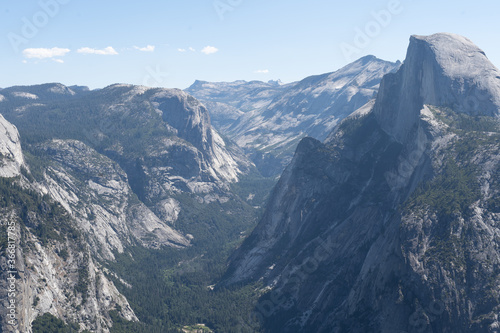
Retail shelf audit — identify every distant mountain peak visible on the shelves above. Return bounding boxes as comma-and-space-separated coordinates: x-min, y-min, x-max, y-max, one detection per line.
68, 85, 90, 92
375, 32, 500, 142
46, 82, 76, 95
356, 54, 378, 63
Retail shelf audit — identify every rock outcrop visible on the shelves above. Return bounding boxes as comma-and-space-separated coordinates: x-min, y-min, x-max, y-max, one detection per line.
38, 139, 189, 260
0, 116, 137, 333
0, 114, 24, 177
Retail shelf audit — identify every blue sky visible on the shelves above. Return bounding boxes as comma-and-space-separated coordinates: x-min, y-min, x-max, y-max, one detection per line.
1, 0, 499, 90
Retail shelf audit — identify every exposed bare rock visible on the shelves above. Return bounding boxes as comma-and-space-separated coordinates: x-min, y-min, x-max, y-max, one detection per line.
0, 114, 24, 177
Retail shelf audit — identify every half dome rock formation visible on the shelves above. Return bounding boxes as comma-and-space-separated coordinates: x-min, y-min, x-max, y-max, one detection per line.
375, 32, 500, 143
223, 33, 500, 332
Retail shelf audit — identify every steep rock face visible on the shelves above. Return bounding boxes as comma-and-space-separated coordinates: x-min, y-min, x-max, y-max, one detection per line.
0, 115, 136, 333
105, 86, 250, 209
0, 194, 138, 333
375, 33, 500, 142
152, 89, 213, 153
85, 85, 247, 197
38, 139, 189, 260
187, 57, 400, 176
224, 33, 500, 332
0, 114, 24, 177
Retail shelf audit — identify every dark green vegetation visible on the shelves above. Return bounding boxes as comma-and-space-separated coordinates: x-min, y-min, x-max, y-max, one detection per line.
31, 313, 90, 333
98, 170, 272, 332
411, 107, 499, 214
104, 196, 266, 332
407, 160, 480, 221
408, 107, 499, 219
429, 106, 500, 133
230, 172, 277, 208
0, 177, 80, 248
106, 247, 263, 333
406, 107, 500, 273
0, 87, 174, 155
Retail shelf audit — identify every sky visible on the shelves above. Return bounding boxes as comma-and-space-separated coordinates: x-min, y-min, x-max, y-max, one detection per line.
1, 0, 499, 90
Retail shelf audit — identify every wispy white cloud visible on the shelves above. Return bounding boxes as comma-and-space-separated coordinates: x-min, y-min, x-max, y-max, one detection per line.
255, 69, 269, 74
179, 47, 196, 52
134, 45, 155, 52
22, 47, 70, 59
53, 59, 64, 64
77, 46, 118, 55
201, 46, 218, 55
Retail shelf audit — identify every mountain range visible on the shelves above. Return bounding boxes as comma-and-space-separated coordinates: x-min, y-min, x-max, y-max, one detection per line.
0, 32, 499, 333
186, 56, 400, 177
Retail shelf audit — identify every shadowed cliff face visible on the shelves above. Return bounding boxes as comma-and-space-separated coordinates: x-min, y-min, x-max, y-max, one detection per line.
224, 33, 500, 332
